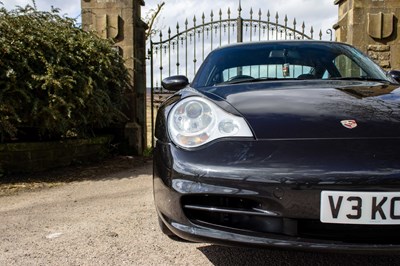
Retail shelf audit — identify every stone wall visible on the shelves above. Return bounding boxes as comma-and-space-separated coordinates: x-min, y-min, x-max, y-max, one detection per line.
367, 44, 391, 69
334, 0, 400, 70
0, 136, 112, 174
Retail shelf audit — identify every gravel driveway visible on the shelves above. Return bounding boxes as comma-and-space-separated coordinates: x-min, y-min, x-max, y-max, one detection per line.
1, 157, 400, 265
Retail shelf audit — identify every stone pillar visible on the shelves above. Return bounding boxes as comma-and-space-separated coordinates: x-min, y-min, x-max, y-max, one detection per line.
333, 0, 400, 70
81, 0, 147, 154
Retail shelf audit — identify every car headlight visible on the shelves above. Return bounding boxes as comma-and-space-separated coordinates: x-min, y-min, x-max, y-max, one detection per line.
168, 97, 253, 148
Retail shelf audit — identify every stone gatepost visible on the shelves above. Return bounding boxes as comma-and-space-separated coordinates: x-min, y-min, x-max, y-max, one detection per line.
81, 0, 147, 154
334, 0, 400, 70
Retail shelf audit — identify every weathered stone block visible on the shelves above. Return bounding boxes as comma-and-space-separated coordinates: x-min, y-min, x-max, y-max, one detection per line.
379, 60, 391, 68
367, 51, 379, 60
378, 52, 391, 61
368, 44, 390, 52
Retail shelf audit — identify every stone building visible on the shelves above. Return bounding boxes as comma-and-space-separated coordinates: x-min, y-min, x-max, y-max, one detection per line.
334, 0, 400, 70
81, 0, 147, 154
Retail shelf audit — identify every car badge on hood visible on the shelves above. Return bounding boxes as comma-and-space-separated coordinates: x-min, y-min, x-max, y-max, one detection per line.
340, 120, 357, 129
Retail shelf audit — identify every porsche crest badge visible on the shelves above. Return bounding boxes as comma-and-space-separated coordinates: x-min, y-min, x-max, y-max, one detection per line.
340, 120, 357, 129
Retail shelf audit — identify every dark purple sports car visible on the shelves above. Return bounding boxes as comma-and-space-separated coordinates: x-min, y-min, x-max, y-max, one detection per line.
153, 41, 400, 252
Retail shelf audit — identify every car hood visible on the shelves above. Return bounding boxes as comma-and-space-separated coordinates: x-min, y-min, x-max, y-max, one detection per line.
200, 80, 400, 139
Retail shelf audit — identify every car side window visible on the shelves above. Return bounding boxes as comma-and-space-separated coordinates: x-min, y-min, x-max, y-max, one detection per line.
333, 54, 367, 78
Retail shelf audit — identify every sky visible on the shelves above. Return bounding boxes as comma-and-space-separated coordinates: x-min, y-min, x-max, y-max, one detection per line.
2, 0, 338, 34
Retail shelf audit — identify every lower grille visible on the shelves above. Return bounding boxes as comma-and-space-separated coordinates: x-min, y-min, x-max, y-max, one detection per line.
182, 195, 297, 236
182, 195, 400, 244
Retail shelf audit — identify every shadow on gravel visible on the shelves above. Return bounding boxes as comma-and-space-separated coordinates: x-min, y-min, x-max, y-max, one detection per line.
0, 156, 152, 192
198, 245, 400, 266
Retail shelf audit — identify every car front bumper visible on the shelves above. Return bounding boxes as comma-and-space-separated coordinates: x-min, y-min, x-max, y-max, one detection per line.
153, 138, 400, 252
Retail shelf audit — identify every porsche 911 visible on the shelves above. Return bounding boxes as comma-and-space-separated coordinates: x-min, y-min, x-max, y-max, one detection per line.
153, 41, 400, 252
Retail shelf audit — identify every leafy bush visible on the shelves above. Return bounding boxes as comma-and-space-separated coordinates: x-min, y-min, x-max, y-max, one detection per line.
0, 5, 131, 142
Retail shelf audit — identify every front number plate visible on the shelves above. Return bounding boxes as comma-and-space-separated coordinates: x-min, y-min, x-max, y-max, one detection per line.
320, 191, 400, 225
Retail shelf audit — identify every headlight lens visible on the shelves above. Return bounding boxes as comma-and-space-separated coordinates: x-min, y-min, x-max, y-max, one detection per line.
168, 97, 253, 148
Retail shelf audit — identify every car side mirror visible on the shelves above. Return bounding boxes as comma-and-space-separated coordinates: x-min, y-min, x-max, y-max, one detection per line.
161, 75, 189, 91
387, 70, 400, 83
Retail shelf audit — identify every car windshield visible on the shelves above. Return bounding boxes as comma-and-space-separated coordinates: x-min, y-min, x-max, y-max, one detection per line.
191, 42, 391, 88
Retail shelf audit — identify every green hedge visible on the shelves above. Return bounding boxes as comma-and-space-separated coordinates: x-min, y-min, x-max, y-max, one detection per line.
0, 5, 131, 142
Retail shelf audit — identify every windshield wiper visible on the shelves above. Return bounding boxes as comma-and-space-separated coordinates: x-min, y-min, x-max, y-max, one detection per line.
328, 77, 391, 83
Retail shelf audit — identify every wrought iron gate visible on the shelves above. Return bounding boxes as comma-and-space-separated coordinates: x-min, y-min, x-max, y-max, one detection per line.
148, 3, 333, 147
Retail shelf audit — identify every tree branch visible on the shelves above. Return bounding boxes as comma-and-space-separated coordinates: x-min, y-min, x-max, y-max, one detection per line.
145, 2, 165, 40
